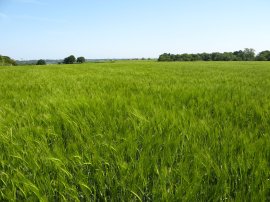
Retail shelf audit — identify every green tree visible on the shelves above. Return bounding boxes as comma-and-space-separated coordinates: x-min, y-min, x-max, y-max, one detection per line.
200, 53, 211, 61
0, 55, 17, 66
233, 50, 244, 60
77, 57, 86, 63
158, 53, 172, 61
158, 48, 257, 62
243, 48, 255, 61
256, 50, 270, 61
63, 55, 76, 64
222, 52, 235, 61
211, 52, 224, 61
36, 59, 46, 65
0, 56, 4, 66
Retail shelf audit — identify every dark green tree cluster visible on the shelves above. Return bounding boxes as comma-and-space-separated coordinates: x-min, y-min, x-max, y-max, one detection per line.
0, 55, 17, 66
77, 56, 86, 63
256, 51, 270, 61
63, 55, 76, 64
36, 59, 46, 65
158, 48, 270, 62
63, 55, 86, 64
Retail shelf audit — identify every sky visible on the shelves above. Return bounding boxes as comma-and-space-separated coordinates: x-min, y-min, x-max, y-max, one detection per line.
0, 0, 270, 60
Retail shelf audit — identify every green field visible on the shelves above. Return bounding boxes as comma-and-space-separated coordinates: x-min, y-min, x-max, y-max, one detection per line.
0, 61, 270, 201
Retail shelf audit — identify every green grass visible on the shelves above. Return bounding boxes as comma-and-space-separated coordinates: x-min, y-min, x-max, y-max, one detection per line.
0, 61, 270, 201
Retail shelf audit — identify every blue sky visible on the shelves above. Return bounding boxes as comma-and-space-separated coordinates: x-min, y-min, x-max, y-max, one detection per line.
0, 0, 269, 59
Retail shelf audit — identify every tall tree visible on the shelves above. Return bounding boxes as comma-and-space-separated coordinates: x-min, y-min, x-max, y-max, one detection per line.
158, 53, 172, 61
0, 55, 17, 66
256, 50, 270, 61
63, 55, 76, 64
243, 48, 255, 61
77, 57, 86, 63
36, 59, 46, 65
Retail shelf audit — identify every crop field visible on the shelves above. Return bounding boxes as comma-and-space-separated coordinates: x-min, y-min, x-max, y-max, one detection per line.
0, 61, 270, 201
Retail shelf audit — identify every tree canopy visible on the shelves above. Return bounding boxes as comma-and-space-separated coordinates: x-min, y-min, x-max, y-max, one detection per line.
77, 57, 86, 63
157, 49, 267, 62
256, 51, 270, 61
63, 55, 76, 64
36, 59, 46, 65
0, 55, 17, 66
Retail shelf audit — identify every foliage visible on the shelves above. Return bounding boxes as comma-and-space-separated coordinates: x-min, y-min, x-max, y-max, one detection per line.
63, 55, 76, 64
0, 61, 270, 201
0, 55, 17, 66
158, 48, 257, 61
77, 56, 86, 63
256, 50, 270, 61
36, 59, 46, 65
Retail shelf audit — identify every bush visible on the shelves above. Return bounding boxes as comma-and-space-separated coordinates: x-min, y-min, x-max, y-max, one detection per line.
77, 57, 86, 63
36, 59, 46, 65
63, 55, 76, 64
0, 55, 17, 66
256, 51, 270, 61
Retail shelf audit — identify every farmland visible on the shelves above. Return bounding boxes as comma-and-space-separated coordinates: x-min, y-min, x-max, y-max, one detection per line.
0, 61, 270, 201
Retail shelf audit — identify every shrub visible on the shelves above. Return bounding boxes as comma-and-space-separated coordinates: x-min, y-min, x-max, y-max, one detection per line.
63, 55, 76, 64
77, 57, 86, 63
36, 59, 46, 65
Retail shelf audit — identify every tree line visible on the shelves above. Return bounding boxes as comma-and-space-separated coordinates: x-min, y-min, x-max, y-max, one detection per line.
36, 55, 86, 65
158, 49, 270, 62
0, 55, 86, 66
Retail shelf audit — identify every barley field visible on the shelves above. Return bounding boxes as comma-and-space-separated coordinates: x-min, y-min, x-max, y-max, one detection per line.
0, 61, 269, 201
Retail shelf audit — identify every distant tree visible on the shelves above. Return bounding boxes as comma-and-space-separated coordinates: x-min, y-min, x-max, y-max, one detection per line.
0, 56, 4, 66
175, 54, 183, 61
243, 48, 255, 61
191, 54, 201, 61
63, 55, 76, 64
256, 50, 270, 61
211, 52, 222, 61
0, 55, 17, 66
158, 48, 258, 62
77, 56, 86, 63
158, 53, 173, 61
200, 53, 211, 61
36, 59, 46, 65
222, 52, 235, 61
233, 50, 244, 60
181, 54, 192, 61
